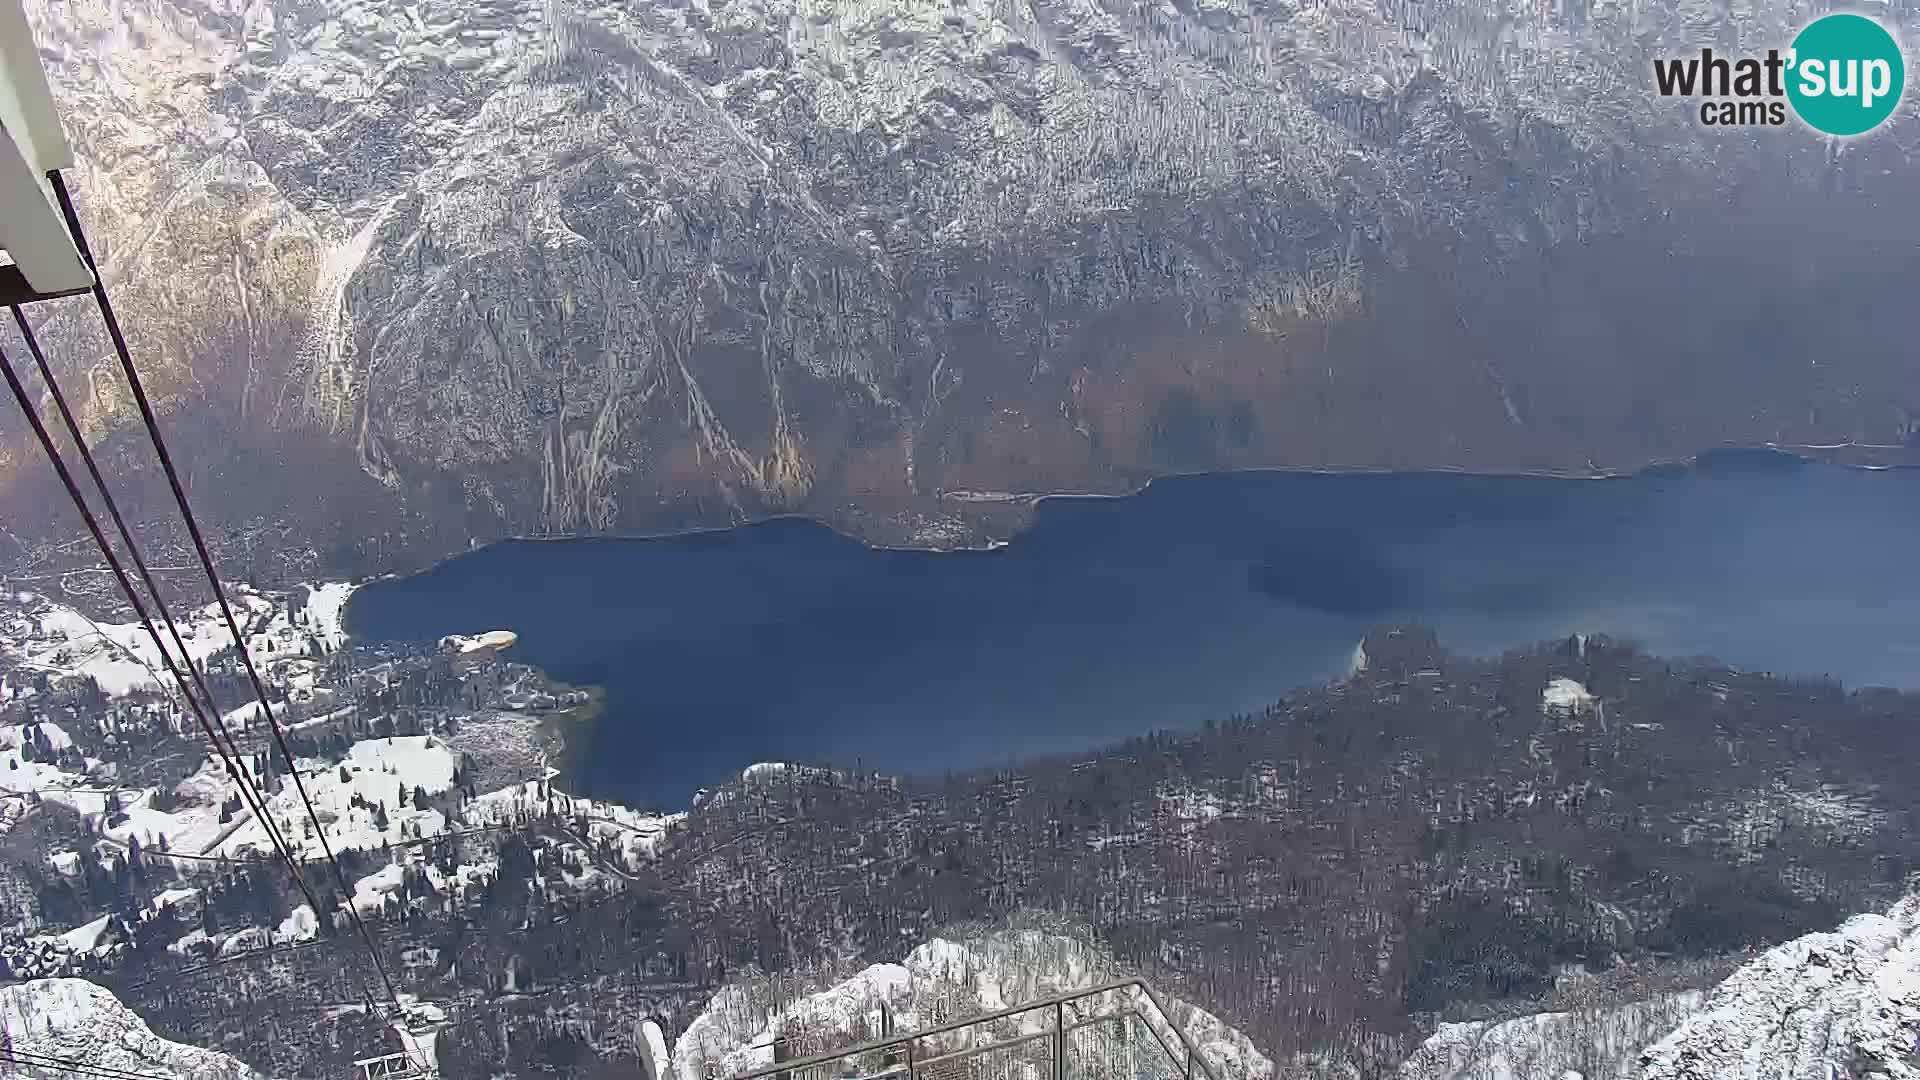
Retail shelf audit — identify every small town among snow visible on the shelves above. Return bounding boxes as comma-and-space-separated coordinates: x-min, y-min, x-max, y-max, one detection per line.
0, 581, 674, 983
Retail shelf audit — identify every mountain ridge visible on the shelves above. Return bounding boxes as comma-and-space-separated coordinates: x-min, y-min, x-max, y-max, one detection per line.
4, 0, 1918, 568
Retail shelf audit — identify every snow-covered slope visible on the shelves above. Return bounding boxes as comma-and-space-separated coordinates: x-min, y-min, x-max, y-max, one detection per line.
1636, 895, 1920, 1080
6, 0, 1917, 555
471, 776, 682, 865
1396, 990, 1706, 1080
242, 734, 457, 858
669, 925, 1273, 1080
94, 733, 458, 862
0, 592, 263, 700
0, 978, 262, 1079
1395, 894, 1920, 1080
0, 585, 356, 701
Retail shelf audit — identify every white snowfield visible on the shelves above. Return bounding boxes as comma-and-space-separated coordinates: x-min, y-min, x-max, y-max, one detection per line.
669, 927, 1275, 1080
0, 583, 358, 701
2, 720, 74, 751
739, 761, 793, 783
348, 856, 498, 917
58, 914, 116, 956
698, 763, 875, 809
0, 720, 124, 823
300, 582, 358, 651
470, 778, 683, 865
1395, 990, 1707, 1080
0, 591, 266, 699
1636, 894, 1920, 1080
1542, 678, 1596, 716
96, 756, 273, 857
87, 735, 457, 864
0, 750, 106, 809
219, 700, 277, 730
0, 978, 262, 1079
228, 735, 458, 860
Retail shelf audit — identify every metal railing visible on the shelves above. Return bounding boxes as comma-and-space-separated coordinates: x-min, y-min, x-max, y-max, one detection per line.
724, 980, 1221, 1080
353, 1050, 431, 1080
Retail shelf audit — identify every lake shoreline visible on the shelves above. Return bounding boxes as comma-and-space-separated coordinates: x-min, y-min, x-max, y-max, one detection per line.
346, 457, 1920, 806
371, 443, 1914, 582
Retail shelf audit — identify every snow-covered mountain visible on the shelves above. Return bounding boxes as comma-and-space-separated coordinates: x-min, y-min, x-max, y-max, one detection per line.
669, 924, 1274, 1080
1392, 893, 1920, 1080
5, 0, 1917, 558
1395, 990, 1706, 1080
0, 977, 263, 1079
1636, 894, 1920, 1080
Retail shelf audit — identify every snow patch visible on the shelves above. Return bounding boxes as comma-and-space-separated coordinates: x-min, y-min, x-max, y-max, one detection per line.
470, 778, 682, 865
59, 915, 115, 955
300, 581, 358, 649
277, 903, 319, 943
439, 629, 519, 653
352, 863, 408, 914
216, 735, 455, 860
1542, 677, 1595, 716
2, 721, 74, 751
152, 887, 201, 913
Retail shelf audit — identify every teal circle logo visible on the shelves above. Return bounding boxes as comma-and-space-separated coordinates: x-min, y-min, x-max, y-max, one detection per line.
1787, 13, 1905, 136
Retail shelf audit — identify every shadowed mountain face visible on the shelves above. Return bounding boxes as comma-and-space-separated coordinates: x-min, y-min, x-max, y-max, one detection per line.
5, 0, 1919, 564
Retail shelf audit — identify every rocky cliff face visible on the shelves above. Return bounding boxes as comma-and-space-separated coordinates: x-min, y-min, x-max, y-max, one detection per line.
1395, 990, 1707, 1080
0, 977, 264, 1079
667, 923, 1276, 1080
1636, 894, 1920, 1080
1389, 893, 1920, 1080
6, 0, 1919, 560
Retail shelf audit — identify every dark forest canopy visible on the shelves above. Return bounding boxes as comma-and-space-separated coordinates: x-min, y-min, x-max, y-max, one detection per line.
99, 628, 1920, 1078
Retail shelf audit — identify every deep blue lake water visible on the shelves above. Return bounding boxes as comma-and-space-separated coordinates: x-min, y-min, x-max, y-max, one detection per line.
346, 458, 1920, 808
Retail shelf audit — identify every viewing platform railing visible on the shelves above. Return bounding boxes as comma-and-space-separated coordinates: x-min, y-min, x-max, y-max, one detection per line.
724, 980, 1221, 1080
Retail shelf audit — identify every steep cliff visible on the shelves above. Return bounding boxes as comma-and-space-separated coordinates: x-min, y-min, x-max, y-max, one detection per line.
6, 0, 1919, 560
668, 924, 1275, 1080
1637, 894, 1920, 1080
0, 977, 264, 1079
1392, 893, 1920, 1080
1395, 990, 1707, 1080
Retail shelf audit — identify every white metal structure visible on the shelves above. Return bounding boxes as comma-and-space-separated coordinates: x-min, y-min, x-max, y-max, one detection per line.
354, 1050, 435, 1080
0, 0, 92, 301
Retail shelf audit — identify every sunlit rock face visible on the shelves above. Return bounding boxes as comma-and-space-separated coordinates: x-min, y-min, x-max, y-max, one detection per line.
1636, 894, 1920, 1080
8, 0, 1919, 561
0, 977, 265, 1079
